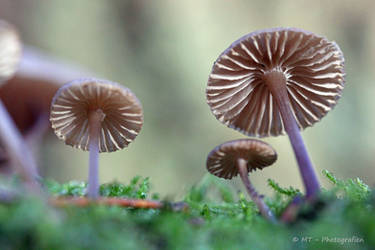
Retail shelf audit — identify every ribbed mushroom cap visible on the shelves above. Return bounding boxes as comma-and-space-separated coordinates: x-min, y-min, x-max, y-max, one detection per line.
0, 20, 21, 84
50, 78, 143, 152
206, 139, 277, 179
206, 27, 345, 137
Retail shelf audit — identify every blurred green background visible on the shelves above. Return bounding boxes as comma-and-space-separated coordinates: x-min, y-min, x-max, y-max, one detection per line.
1, 0, 374, 198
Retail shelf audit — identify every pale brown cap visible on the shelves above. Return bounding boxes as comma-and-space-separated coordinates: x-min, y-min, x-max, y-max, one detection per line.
206, 27, 345, 137
206, 139, 277, 179
50, 78, 143, 152
0, 76, 59, 134
0, 20, 21, 84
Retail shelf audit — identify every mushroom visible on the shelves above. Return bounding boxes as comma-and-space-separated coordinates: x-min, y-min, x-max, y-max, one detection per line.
50, 78, 143, 199
206, 28, 345, 198
0, 20, 40, 188
0, 20, 21, 82
0, 47, 94, 170
206, 139, 277, 222
0, 46, 93, 135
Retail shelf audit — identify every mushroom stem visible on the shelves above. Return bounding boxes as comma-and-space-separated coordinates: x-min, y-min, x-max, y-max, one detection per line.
264, 71, 320, 198
87, 109, 105, 199
237, 158, 276, 223
0, 99, 40, 190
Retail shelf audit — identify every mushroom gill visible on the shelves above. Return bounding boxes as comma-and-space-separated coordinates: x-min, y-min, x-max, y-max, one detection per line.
207, 27, 345, 137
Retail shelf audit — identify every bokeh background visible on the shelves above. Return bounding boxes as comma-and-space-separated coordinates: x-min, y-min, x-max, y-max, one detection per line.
1, 0, 374, 198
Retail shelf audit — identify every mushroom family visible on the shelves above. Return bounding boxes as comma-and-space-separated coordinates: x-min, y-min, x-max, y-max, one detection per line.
0, 20, 39, 188
50, 78, 143, 198
207, 139, 277, 222
0, 21, 349, 223
206, 28, 345, 198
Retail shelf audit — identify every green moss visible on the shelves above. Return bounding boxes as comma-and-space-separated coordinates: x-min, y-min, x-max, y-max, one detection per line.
0, 171, 374, 249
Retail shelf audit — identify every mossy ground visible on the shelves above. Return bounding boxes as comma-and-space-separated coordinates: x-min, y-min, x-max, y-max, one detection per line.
0, 171, 374, 250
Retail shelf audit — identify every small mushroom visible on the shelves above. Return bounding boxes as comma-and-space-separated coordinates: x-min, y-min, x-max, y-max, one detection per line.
50, 78, 143, 199
206, 139, 277, 222
0, 20, 40, 188
206, 28, 345, 198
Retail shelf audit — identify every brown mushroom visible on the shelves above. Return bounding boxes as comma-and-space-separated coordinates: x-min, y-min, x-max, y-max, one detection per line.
0, 20, 40, 189
50, 78, 143, 198
206, 28, 345, 198
0, 46, 93, 135
207, 139, 277, 222
0, 47, 94, 172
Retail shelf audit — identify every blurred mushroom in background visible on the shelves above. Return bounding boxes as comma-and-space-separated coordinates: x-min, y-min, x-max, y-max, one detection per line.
0, 46, 93, 172
0, 19, 39, 185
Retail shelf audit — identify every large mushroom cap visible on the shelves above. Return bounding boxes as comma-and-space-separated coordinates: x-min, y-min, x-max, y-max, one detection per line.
206, 139, 277, 179
206, 27, 345, 137
50, 78, 143, 152
0, 20, 21, 84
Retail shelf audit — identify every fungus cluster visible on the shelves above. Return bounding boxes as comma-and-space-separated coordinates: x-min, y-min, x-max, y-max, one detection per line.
206, 27, 345, 199
0, 20, 348, 224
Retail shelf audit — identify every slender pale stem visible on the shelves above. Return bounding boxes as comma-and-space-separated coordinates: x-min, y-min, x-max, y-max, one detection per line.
0, 99, 40, 192
237, 158, 276, 223
264, 71, 320, 198
87, 109, 105, 199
